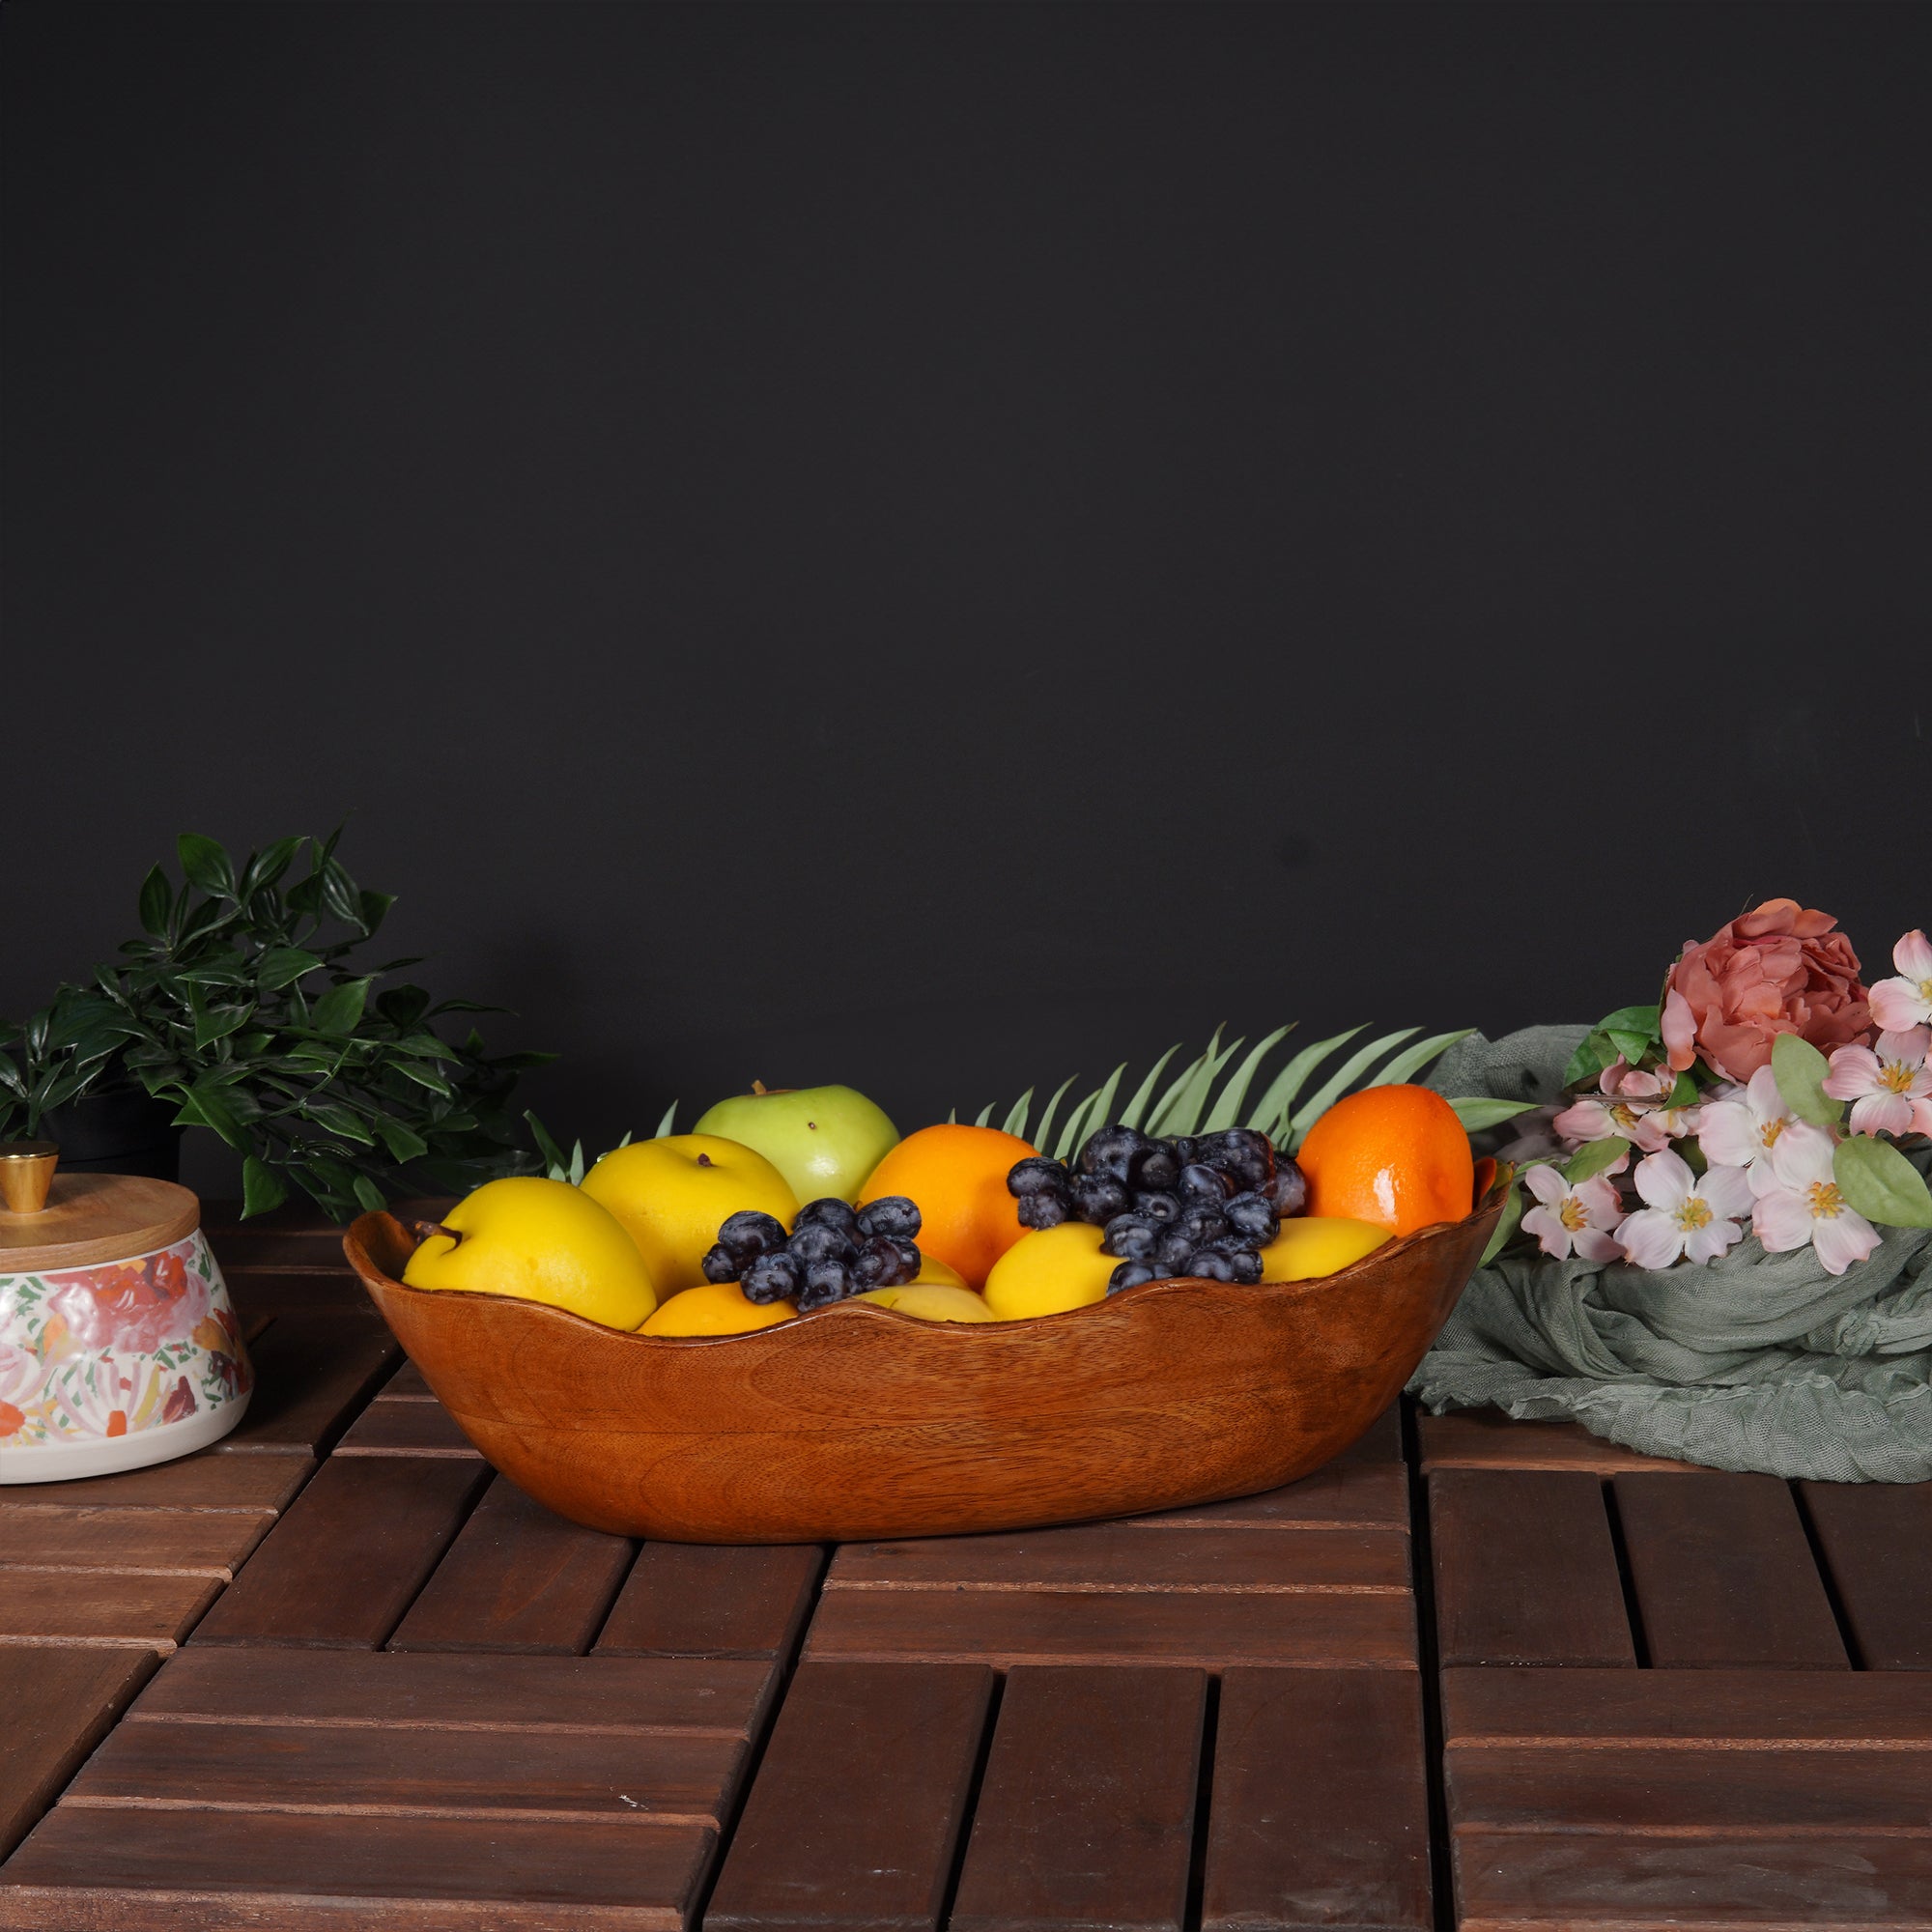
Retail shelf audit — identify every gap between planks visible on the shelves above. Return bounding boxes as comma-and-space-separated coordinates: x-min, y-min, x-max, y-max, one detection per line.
55, 1797, 722, 1827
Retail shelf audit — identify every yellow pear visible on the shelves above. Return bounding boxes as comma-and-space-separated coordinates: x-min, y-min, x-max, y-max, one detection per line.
402, 1177, 657, 1330
581, 1133, 798, 1293
911, 1251, 969, 1289
982, 1221, 1119, 1321
639, 1281, 795, 1336
1259, 1216, 1392, 1281
859, 1283, 998, 1322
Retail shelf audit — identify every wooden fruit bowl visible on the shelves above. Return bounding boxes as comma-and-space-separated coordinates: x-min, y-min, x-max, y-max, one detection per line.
345, 1190, 1503, 1544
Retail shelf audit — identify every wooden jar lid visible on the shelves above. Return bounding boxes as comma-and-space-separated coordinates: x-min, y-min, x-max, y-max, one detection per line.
0, 1173, 201, 1274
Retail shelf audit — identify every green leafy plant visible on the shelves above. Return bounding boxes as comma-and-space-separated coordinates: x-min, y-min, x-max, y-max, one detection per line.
0, 832, 550, 1221
965, 1021, 1494, 1159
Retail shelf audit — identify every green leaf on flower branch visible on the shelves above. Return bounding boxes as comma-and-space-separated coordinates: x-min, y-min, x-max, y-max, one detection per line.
1599, 1004, 1661, 1040
241, 1154, 288, 1220
1479, 1176, 1524, 1266
1834, 1134, 1932, 1229
310, 978, 372, 1037
1562, 1032, 1611, 1090
1605, 1028, 1654, 1067
137, 865, 172, 936
1772, 1033, 1845, 1127
1448, 1096, 1537, 1131
1564, 1135, 1631, 1184
1667, 1070, 1700, 1111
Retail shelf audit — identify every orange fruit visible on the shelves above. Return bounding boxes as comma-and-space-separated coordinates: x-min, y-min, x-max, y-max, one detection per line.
1295, 1084, 1475, 1236
857, 1123, 1037, 1289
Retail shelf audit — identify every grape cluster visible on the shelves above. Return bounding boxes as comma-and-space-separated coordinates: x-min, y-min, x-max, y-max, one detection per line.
700, 1197, 923, 1312
1008, 1124, 1307, 1294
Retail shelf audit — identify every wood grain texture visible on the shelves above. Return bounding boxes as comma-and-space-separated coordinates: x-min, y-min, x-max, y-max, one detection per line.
0, 1173, 198, 1272
705, 1661, 994, 1932
131, 1645, 777, 1737
189, 1454, 489, 1648
1441, 1666, 1932, 1746
214, 1311, 398, 1456
0, 1568, 221, 1648
0, 1807, 716, 1931
0, 1646, 156, 1861
1125, 1462, 1409, 1533
1418, 1411, 1705, 1476
1204, 1667, 1432, 1932
803, 1584, 1416, 1669
0, 1505, 272, 1576
1429, 1470, 1634, 1668
0, 1451, 313, 1513
1613, 1473, 1847, 1669
826, 1522, 1409, 1593
387, 1475, 635, 1654
595, 1543, 822, 1660
346, 1194, 1500, 1544
1451, 1833, 1932, 1928
951, 1666, 1205, 1932
334, 1396, 483, 1457
1800, 1480, 1932, 1669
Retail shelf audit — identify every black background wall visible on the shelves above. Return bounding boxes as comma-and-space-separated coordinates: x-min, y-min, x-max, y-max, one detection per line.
6, 3, 1927, 1193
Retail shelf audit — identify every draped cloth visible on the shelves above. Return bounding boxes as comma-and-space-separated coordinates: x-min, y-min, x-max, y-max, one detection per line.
1409, 1027, 1932, 1482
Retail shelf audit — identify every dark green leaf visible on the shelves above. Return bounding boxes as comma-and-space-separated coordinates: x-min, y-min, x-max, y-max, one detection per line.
1562, 1032, 1611, 1090
241, 1154, 288, 1219
241, 837, 304, 898
376, 985, 431, 1030
1834, 1136, 1932, 1229
176, 834, 236, 898
192, 1002, 253, 1051
174, 1077, 249, 1151
310, 978, 371, 1036
525, 1110, 569, 1171
137, 865, 172, 936
357, 890, 395, 935
373, 1116, 429, 1164
392, 1059, 454, 1097
305, 1102, 376, 1145
258, 947, 325, 990
352, 1175, 388, 1215
1772, 1033, 1845, 1128
321, 860, 362, 925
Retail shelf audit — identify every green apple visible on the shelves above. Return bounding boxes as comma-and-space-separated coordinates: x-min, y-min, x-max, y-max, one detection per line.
693, 1083, 899, 1204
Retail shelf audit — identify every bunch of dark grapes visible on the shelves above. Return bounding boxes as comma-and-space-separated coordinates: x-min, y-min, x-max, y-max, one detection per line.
700, 1197, 923, 1312
1008, 1124, 1308, 1295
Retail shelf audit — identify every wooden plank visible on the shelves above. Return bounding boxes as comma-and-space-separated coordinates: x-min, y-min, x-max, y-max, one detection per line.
221, 1270, 377, 1319
828, 1522, 1409, 1593
388, 1476, 636, 1654
1448, 1746, 1932, 1833
1429, 1470, 1634, 1668
952, 1666, 1204, 1932
1204, 1667, 1432, 1932
0, 1807, 716, 1931
0, 1506, 272, 1576
1452, 1832, 1932, 1927
1801, 1481, 1932, 1669
1332, 1403, 1405, 1464
66, 1713, 746, 1824
384, 1359, 438, 1399
802, 1584, 1415, 1668
1614, 1472, 1847, 1669
215, 1311, 398, 1456
334, 1397, 482, 1457
133, 1646, 777, 1737
208, 1229, 353, 1272
705, 1661, 994, 1932
0, 1569, 221, 1649
0, 1452, 313, 1514
1442, 1665, 1932, 1745
596, 1543, 822, 1660
1419, 1411, 1704, 1475
0, 1646, 156, 1861
189, 1454, 489, 1648
1126, 1462, 1409, 1532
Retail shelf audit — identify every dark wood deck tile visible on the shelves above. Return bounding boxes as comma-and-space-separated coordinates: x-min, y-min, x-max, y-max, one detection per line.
951, 1665, 1205, 1932
1126, 1461, 1410, 1532
333, 1396, 482, 1457
0, 1647, 157, 1861
596, 1543, 823, 1660
0, 1505, 272, 1577
1429, 1470, 1634, 1667
189, 1454, 489, 1648
1613, 1472, 1847, 1669
1419, 1411, 1704, 1475
214, 1311, 399, 1456
1800, 1480, 1932, 1669
388, 1475, 636, 1654
0, 1569, 222, 1650
1204, 1667, 1432, 1932
0, 1451, 314, 1514
704, 1661, 994, 1932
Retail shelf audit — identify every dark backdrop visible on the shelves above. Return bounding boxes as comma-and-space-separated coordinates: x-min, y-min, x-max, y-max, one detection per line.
6, 3, 1928, 1194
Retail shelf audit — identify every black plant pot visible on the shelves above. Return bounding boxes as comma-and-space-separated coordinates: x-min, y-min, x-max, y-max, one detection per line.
41, 1084, 185, 1181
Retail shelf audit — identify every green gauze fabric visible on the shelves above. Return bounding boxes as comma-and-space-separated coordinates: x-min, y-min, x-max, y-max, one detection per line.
1408, 1026, 1932, 1482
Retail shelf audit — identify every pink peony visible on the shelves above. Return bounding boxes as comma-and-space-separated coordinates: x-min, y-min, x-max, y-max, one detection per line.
1662, 898, 1872, 1083
45, 1250, 210, 1357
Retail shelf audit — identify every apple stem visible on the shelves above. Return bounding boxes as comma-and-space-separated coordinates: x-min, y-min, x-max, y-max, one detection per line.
696, 1153, 713, 1167
752, 1080, 769, 1095
412, 1219, 458, 1248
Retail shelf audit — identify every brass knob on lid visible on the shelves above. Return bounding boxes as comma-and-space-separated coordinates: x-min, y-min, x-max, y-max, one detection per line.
0, 1141, 59, 1215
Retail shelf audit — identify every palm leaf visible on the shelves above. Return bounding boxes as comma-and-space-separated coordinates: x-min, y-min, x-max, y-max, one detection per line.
1247, 1026, 1365, 1142
1000, 1088, 1034, 1136
1284, 1028, 1421, 1148
1028, 1074, 1078, 1156
1152, 1029, 1244, 1137
1145, 1039, 1216, 1136
1364, 1028, 1475, 1091
1202, 1025, 1294, 1132
1055, 1062, 1126, 1160
1117, 1044, 1181, 1132
653, 1098, 678, 1139
975, 1102, 996, 1127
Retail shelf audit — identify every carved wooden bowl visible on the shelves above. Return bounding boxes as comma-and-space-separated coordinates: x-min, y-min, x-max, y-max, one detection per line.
345, 1190, 1503, 1544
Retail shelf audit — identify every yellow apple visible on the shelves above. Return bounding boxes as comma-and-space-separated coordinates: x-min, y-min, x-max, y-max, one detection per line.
581, 1133, 798, 1293
1259, 1216, 1392, 1281
858, 1283, 998, 1322
639, 1281, 795, 1336
981, 1221, 1119, 1320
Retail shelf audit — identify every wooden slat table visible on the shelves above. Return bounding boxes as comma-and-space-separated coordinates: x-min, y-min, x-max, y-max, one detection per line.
1, 1212, 1927, 1929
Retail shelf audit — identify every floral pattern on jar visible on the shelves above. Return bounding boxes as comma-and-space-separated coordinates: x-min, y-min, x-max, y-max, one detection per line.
0, 1231, 250, 1446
